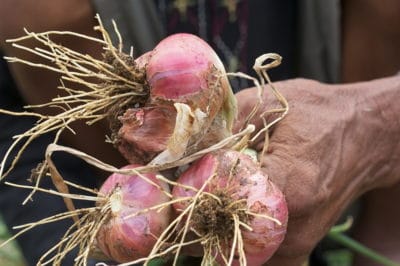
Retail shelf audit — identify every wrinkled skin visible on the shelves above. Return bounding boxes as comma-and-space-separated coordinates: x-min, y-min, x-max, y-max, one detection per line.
234, 77, 400, 265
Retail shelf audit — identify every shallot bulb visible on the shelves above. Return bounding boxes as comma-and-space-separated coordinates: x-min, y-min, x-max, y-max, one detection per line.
96, 165, 171, 263
117, 33, 237, 165
172, 150, 288, 266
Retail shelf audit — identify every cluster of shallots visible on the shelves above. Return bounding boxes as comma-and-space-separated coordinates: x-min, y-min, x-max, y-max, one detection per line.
96, 33, 288, 266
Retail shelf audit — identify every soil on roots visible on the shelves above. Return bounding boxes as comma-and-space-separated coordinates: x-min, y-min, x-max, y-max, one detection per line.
102, 50, 150, 145
191, 190, 250, 241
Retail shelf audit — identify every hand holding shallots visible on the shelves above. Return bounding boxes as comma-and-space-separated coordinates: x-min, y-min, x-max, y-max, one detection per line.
234, 77, 400, 265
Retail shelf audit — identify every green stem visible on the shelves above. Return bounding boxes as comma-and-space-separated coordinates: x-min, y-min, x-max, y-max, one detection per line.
328, 231, 400, 266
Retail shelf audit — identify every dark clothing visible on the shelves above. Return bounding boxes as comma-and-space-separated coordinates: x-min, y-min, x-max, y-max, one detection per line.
154, 0, 298, 90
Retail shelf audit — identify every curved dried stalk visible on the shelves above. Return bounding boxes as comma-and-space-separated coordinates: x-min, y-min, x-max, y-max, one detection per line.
43, 123, 255, 177
27, 127, 257, 220
252, 54, 289, 158
14, 124, 254, 212
227, 53, 289, 155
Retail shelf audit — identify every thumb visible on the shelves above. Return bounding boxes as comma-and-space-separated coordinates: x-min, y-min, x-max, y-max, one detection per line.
255, 140, 290, 194
252, 116, 296, 192
256, 138, 317, 263
256, 127, 322, 218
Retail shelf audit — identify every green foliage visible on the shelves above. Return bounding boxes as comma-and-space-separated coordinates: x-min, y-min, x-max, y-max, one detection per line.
328, 218, 400, 266
0, 215, 26, 266
324, 249, 353, 266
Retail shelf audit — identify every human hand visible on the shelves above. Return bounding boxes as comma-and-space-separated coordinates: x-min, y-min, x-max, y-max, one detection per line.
234, 77, 400, 265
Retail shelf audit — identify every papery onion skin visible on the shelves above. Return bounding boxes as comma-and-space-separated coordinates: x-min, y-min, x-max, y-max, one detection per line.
96, 165, 171, 263
116, 33, 237, 165
117, 105, 177, 164
172, 150, 288, 266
